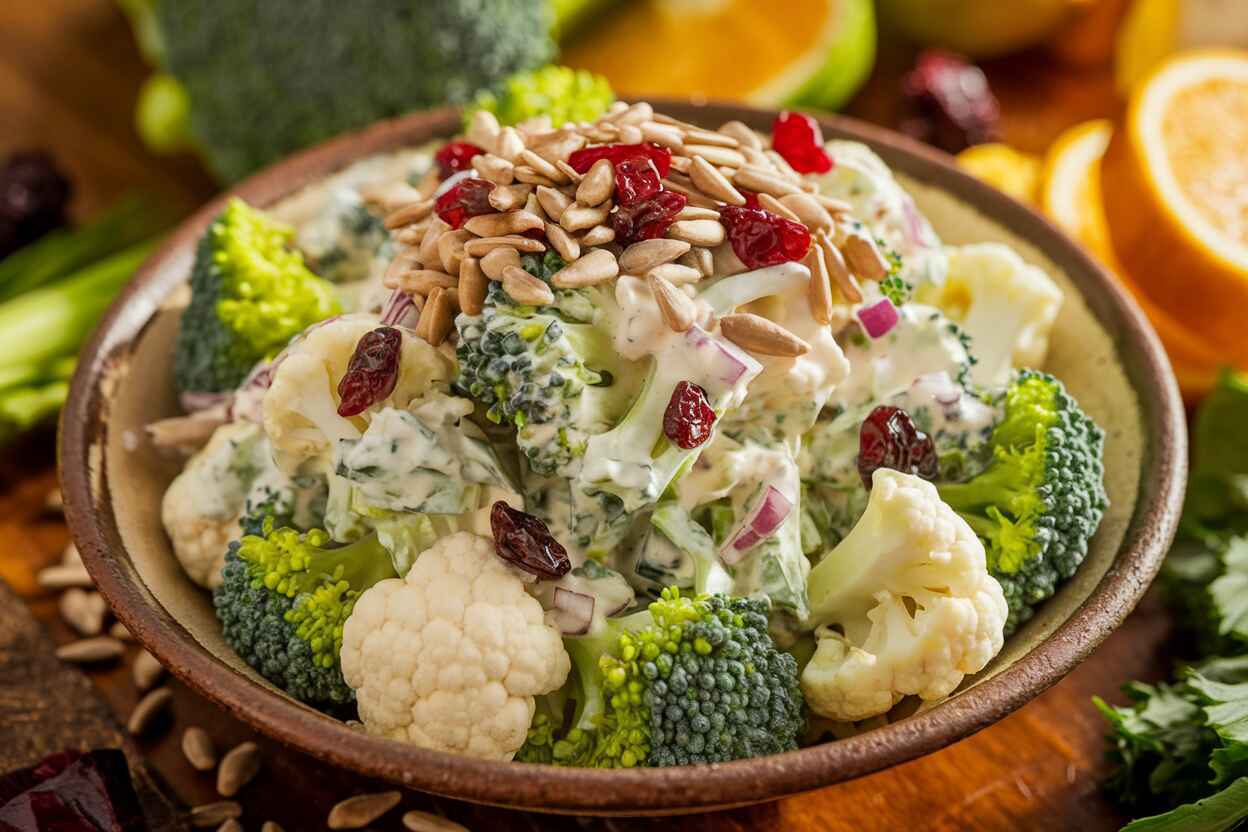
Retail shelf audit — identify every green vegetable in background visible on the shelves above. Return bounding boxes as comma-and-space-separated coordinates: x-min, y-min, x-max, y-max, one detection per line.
120, 0, 557, 181
1096, 369, 1248, 832
465, 65, 615, 128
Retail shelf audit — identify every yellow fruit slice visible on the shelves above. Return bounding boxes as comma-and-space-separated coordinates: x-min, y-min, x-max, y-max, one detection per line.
956, 143, 1043, 205
1114, 0, 1248, 93
877, 0, 1085, 59
560, 0, 876, 110
1043, 118, 1223, 398
1102, 50, 1248, 370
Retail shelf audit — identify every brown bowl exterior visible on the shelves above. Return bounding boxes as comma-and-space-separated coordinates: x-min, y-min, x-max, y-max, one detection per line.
60, 102, 1186, 814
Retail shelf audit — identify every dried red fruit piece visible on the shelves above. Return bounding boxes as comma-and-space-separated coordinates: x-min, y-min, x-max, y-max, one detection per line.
490, 501, 571, 579
613, 156, 662, 206
663, 381, 716, 449
719, 205, 812, 269
435, 177, 496, 229
900, 50, 1000, 154
771, 112, 833, 174
337, 326, 402, 417
857, 405, 939, 488
568, 142, 672, 178
738, 189, 761, 209
0, 749, 144, 832
0, 151, 72, 260
434, 141, 485, 179
611, 190, 687, 245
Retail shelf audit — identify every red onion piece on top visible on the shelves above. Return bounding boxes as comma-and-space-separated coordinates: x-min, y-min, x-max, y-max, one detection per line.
380, 289, 420, 328
856, 298, 899, 339
552, 587, 595, 635
720, 485, 794, 564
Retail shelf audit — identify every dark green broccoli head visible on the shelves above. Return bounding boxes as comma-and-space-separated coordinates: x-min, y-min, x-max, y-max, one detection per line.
937, 369, 1108, 634
173, 198, 340, 395
521, 589, 805, 767
454, 252, 637, 477
212, 521, 396, 708
151, 0, 554, 181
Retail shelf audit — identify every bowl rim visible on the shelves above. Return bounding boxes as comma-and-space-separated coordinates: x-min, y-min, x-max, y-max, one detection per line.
60, 100, 1187, 814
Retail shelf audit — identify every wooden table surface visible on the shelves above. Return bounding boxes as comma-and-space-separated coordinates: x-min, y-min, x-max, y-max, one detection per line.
1, 2, 1174, 829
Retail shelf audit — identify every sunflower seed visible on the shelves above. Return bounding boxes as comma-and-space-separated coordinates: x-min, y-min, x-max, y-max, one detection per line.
215, 820, 241, 832
680, 246, 715, 278
554, 159, 583, 184
814, 193, 853, 214
464, 235, 545, 256
732, 166, 801, 198
576, 158, 615, 207
804, 244, 835, 325
327, 791, 402, 830
551, 249, 619, 288
471, 153, 514, 186
535, 186, 572, 222
182, 726, 217, 771
479, 246, 520, 280
606, 101, 653, 126
640, 121, 685, 149
513, 166, 556, 187
495, 127, 525, 162
217, 741, 261, 797
718, 120, 763, 150
56, 636, 123, 664
37, 564, 93, 590
128, 687, 173, 735
261, 823, 285, 832
436, 229, 472, 276
62, 541, 81, 565
648, 274, 696, 332
667, 219, 725, 247
485, 183, 530, 212
648, 262, 703, 286
617, 123, 644, 144
544, 223, 581, 262
684, 127, 741, 148
683, 144, 745, 168
580, 224, 616, 246
766, 149, 806, 184
618, 239, 690, 273
45, 487, 64, 513
132, 649, 166, 692
466, 109, 501, 152
385, 269, 457, 296
661, 173, 720, 209
529, 129, 586, 163
719, 313, 811, 357
110, 621, 134, 641
417, 218, 450, 265
757, 192, 800, 222
780, 192, 834, 231
518, 149, 567, 184
60, 588, 106, 636
463, 210, 544, 238
674, 205, 721, 222
188, 801, 241, 828
457, 257, 487, 316
501, 265, 555, 306
842, 233, 890, 281
383, 200, 434, 230
402, 810, 470, 832
559, 202, 612, 233
688, 156, 745, 206
817, 231, 862, 303
417, 287, 455, 347
360, 181, 425, 213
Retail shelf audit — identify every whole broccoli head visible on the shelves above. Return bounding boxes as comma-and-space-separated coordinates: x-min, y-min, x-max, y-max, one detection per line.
518, 588, 804, 767
139, 0, 554, 181
174, 198, 340, 395
212, 519, 397, 708
465, 64, 614, 128
936, 369, 1108, 634
454, 252, 638, 478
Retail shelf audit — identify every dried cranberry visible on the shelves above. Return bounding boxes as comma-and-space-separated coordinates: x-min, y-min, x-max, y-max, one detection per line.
663, 381, 716, 449
0, 151, 72, 260
435, 177, 496, 229
611, 190, 687, 245
568, 142, 672, 178
857, 405, 939, 488
0, 749, 144, 832
719, 205, 812, 269
771, 112, 833, 174
613, 156, 663, 206
490, 501, 571, 579
738, 189, 761, 209
337, 326, 402, 417
434, 141, 485, 179
900, 50, 1000, 154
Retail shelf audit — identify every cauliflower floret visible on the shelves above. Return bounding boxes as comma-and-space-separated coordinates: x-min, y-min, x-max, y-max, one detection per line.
918, 243, 1062, 387
262, 313, 454, 475
160, 421, 262, 588
340, 532, 570, 760
800, 469, 1007, 721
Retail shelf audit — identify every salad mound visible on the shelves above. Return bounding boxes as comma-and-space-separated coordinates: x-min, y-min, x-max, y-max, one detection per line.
155, 99, 1107, 766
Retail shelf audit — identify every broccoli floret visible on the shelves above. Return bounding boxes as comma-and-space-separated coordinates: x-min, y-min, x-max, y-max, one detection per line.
465, 64, 614, 128
455, 254, 637, 477
173, 199, 340, 395
936, 370, 1108, 634
520, 588, 803, 767
140, 1, 554, 181
212, 520, 397, 708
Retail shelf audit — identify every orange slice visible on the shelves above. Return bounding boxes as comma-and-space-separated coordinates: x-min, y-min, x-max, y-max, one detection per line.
1101, 50, 1248, 370
956, 143, 1043, 205
560, 0, 876, 111
1043, 118, 1223, 398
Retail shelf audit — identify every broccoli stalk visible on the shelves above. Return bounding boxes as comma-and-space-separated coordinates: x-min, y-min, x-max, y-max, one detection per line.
174, 198, 340, 395
936, 370, 1108, 634
213, 520, 397, 707
519, 588, 804, 767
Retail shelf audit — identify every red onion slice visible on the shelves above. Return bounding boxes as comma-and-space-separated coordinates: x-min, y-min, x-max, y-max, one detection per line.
684, 325, 763, 387
552, 587, 595, 635
720, 485, 794, 564
856, 298, 899, 339
380, 288, 420, 328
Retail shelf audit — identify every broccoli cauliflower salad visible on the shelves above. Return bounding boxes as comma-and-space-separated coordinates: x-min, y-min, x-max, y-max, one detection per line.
152, 98, 1109, 767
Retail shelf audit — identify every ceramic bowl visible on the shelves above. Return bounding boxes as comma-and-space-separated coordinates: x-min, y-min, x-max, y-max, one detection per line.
60, 102, 1187, 814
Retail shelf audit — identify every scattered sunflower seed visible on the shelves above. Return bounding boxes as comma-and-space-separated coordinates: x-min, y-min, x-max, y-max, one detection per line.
217, 741, 261, 797
182, 726, 217, 772
109, 621, 134, 641
402, 809, 470, 832
216, 820, 242, 832
37, 564, 93, 590
188, 800, 242, 828
56, 636, 123, 664
261, 823, 285, 832
327, 791, 402, 830
132, 649, 166, 692
59, 588, 107, 636
128, 687, 173, 736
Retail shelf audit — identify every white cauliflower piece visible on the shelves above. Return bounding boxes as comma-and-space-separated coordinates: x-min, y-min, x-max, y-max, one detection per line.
800, 469, 1007, 722
340, 532, 570, 760
262, 313, 454, 475
919, 243, 1063, 387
